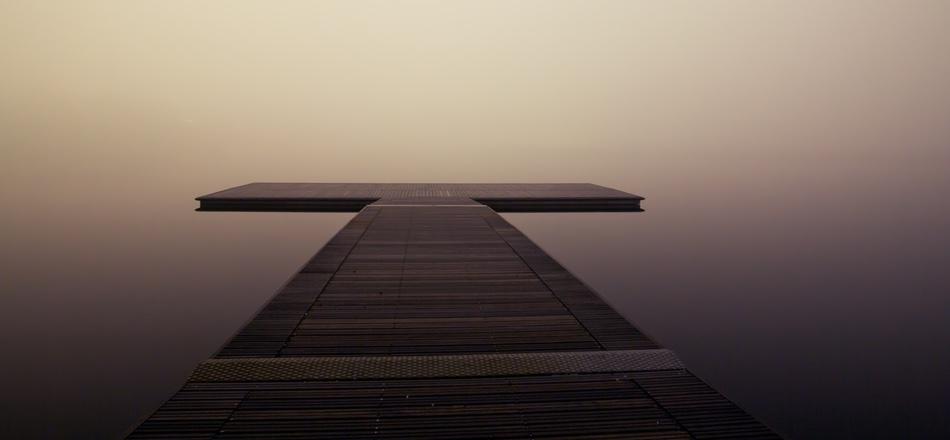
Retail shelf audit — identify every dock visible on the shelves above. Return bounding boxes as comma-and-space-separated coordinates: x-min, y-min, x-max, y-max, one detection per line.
129, 183, 779, 439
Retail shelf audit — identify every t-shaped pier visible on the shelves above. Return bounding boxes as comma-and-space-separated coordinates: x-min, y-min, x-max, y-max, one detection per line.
129, 183, 779, 439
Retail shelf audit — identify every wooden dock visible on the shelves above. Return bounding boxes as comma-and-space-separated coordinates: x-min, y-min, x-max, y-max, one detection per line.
128, 183, 779, 439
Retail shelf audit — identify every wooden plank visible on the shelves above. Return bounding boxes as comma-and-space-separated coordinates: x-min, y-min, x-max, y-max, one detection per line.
189, 350, 684, 382
130, 372, 780, 439
216, 204, 655, 358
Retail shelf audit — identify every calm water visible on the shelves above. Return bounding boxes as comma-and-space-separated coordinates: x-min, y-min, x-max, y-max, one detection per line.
1, 159, 948, 439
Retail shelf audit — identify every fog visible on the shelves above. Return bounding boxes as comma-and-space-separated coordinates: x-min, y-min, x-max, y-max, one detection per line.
2, 2, 949, 438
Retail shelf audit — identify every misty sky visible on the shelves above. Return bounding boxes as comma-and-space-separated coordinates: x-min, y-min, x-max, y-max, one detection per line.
3, 1, 949, 186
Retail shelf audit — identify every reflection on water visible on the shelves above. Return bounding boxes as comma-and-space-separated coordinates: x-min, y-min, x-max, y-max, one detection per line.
1, 161, 948, 439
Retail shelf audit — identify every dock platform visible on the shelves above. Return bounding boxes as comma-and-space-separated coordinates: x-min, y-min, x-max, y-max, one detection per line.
128, 183, 779, 439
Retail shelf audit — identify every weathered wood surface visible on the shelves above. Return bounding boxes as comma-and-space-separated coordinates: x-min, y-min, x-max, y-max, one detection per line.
128, 186, 779, 439
216, 204, 655, 358
130, 371, 776, 439
197, 183, 644, 212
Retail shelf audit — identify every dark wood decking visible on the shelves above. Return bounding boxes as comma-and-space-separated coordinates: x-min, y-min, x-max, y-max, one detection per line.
128, 184, 779, 439
196, 183, 644, 212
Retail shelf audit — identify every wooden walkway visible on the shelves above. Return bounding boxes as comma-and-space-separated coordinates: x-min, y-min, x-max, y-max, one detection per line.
128, 184, 779, 439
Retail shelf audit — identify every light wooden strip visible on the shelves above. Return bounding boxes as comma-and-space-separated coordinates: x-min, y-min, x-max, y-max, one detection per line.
192, 349, 683, 382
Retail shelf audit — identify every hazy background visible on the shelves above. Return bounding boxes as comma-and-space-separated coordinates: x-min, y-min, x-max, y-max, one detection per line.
2, 1, 949, 438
